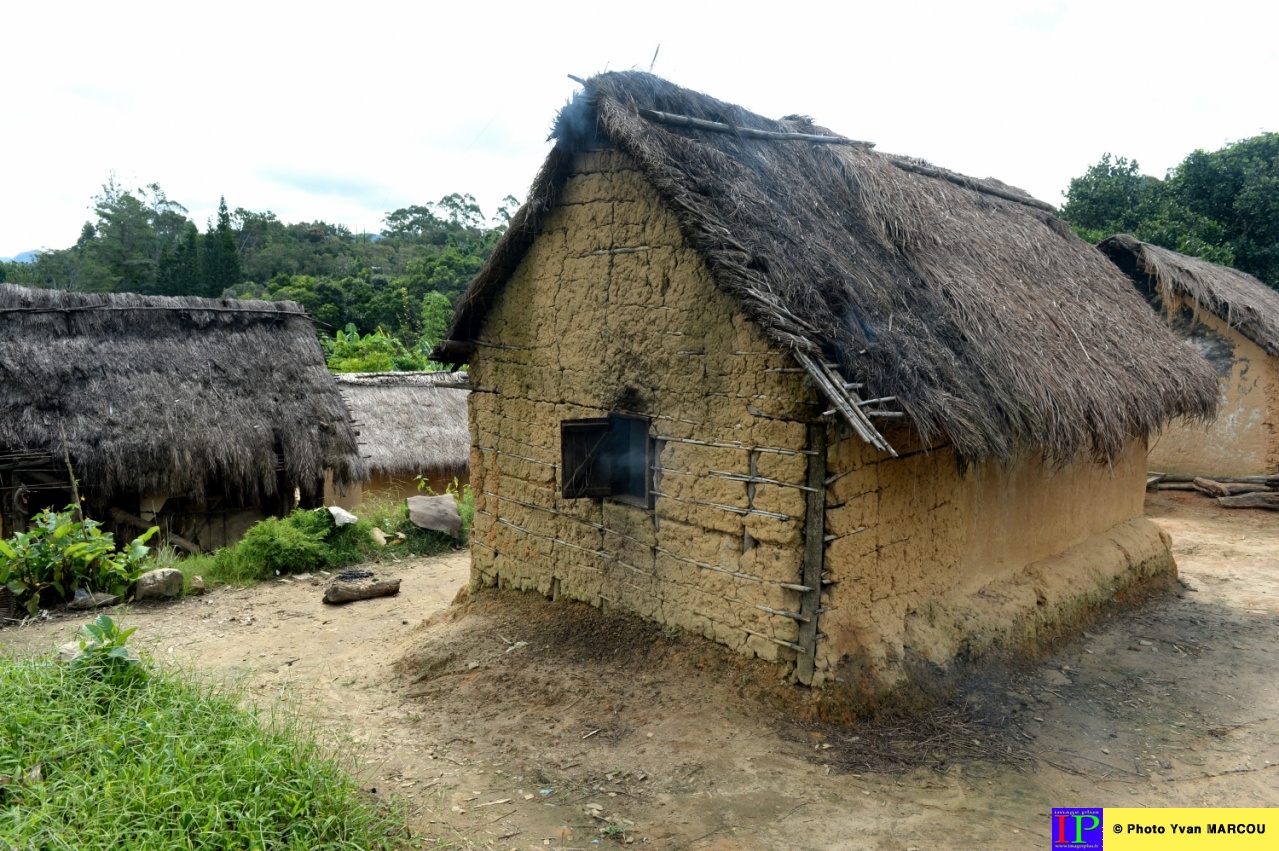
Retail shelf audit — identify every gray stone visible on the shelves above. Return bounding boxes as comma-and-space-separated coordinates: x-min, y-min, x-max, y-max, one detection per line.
135, 568, 184, 600
58, 640, 83, 663
406, 495, 461, 537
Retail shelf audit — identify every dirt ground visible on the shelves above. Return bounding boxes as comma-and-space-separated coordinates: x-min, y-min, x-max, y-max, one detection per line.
3, 491, 1278, 849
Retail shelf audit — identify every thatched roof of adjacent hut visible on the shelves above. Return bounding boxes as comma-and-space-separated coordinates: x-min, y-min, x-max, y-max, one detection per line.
334, 372, 470, 479
0, 284, 363, 502
436, 72, 1216, 464
1098, 234, 1279, 357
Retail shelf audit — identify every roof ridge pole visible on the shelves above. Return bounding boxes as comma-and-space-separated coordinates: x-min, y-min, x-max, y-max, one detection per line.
637, 108, 873, 147
796, 420, 828, 686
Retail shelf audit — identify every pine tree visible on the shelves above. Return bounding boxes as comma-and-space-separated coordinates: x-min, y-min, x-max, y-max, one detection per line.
158, 222, 201, 296
200, 197, 241, 297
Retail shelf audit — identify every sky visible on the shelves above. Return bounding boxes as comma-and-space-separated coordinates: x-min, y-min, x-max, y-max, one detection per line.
2, 0, 1276, 259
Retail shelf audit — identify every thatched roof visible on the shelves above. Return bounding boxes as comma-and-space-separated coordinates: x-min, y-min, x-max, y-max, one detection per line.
436, 72, 1216, 464
334, 372, 470, 479
1098, 234, 1279, 356
0, 284, 363, 502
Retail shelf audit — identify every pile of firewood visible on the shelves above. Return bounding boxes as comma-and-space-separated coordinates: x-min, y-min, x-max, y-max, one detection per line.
1147, 473, 1279, 509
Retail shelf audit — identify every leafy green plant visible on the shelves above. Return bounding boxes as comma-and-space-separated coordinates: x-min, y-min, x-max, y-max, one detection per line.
0, 506, 157, 616
68, 614, 146, 689
325, 324, 427, 373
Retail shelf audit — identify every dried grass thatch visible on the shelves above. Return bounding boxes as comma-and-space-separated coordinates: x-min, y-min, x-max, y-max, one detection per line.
0, 284, 363, 502
1098, 234, 1279, 356
334, 372, 470, 479
437, 72, 1217, 464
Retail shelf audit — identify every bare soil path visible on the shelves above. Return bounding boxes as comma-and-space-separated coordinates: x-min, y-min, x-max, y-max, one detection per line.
3, 492, 1277, 849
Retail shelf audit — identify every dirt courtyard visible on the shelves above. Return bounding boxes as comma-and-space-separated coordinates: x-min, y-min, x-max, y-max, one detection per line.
3, 491, 1277, 849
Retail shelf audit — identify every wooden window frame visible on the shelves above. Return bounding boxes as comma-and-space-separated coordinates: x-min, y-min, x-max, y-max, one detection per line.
560, 414, 652, 507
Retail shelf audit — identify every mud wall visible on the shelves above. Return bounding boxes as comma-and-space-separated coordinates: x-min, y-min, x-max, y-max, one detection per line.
467, 148, 821, 664
467, 146, 1170, 689
818, 434, 1163, 687
1147, 297, 1279, 476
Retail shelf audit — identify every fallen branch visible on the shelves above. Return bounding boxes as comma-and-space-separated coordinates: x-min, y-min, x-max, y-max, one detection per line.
323, 577, 401, 604
1193, 477, 1273, 497
1217, 492, 1279, 510
1152, 473, 1279, 484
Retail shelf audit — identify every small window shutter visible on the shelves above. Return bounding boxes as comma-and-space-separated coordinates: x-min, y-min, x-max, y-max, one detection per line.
561, 418, 613, 498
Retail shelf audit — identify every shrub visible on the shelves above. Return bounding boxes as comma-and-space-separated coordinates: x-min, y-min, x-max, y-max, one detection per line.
0, 506, 156, 616
236, 515, 329, 576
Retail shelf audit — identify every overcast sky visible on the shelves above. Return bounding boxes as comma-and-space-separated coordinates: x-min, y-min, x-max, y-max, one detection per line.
2, 0, 1275, 259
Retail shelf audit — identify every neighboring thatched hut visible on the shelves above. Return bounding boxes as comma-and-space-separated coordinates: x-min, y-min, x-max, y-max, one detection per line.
330, 371, 470, 507
0, 284, 363, 550
1099, 234, 1279, 477
434, 73, 1217, 691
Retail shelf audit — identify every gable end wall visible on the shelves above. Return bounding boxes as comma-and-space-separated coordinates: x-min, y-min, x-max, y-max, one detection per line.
467, 148, 820, 663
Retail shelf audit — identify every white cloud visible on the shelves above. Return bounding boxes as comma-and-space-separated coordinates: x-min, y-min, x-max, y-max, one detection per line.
1, 0, 1275, 257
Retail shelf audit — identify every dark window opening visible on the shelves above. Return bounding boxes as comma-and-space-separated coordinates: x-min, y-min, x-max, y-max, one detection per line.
560, 414, 652, 506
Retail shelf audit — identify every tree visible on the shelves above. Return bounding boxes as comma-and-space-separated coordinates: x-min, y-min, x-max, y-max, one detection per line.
157, 222, 201, 296
1060, 136, 1279, 283
1060, 155, 1163, 243
86, 176, 159, 292
419, 291, 452, 350
200, 197, 241, 297
435, 193, 484, 231
492, 195, 521, 229
1169, 134, 1279, 285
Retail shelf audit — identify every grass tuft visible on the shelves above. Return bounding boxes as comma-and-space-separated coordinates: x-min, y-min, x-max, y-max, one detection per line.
0, 652, 412, 849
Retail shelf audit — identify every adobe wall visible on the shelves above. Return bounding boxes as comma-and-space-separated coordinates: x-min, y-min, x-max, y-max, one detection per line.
467, 146, 1174, 689
467, 148, 822, 664
1146, 297, 1279, 476
819, 434, 1172, 688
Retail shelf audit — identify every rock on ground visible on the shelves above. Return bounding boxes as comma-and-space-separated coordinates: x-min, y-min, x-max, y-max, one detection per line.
135, 568, 184, 600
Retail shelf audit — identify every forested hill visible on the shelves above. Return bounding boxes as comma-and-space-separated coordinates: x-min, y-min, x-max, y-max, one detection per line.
0, 178, 519, 370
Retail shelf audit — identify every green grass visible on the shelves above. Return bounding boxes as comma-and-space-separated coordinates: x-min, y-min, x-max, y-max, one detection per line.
0, 653, 413, 849
162, 491, 472, 592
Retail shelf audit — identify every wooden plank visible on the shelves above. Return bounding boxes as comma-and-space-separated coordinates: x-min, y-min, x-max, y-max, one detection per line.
796, 422, 827, 685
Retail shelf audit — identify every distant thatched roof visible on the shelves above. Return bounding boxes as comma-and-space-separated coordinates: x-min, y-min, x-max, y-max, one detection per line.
437, 72, 1216, 464
334, 372, 470, 479
1098, 234, 1279, 356
0, 284, 363, 502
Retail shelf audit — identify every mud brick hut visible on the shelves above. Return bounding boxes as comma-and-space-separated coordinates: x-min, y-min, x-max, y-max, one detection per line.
0, 284, 363, 550
1099, 234, 1279, 477
329, 371, 470, 508
433, 73, 1217, 690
